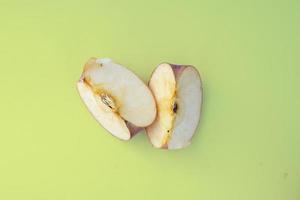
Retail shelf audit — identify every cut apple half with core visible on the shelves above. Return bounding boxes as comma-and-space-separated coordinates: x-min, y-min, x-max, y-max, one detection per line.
146, 63, 203, 149
77, 58, 157, 140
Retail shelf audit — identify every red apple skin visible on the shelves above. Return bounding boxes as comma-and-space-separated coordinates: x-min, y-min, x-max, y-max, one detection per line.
169, 64, 186, 79
125, 121, 143, 137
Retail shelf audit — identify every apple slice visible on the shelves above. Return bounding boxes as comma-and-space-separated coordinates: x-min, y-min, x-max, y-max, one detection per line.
77, 58, 157, 140
146, 63, 203, 149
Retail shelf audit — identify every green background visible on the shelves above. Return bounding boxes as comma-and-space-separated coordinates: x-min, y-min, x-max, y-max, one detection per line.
0, 0, 299, 199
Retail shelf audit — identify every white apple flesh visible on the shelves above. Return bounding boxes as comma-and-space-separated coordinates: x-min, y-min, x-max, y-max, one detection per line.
146, 63, 203, 149
77, 58, 157, 140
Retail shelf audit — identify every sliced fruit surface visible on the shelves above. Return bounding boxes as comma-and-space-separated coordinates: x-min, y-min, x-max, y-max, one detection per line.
146, 63, 202, 149
77, 58, 156, 140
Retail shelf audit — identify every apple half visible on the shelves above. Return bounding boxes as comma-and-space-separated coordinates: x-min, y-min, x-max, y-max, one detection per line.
77, 58, 157, 140
146, 63, 203, 149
